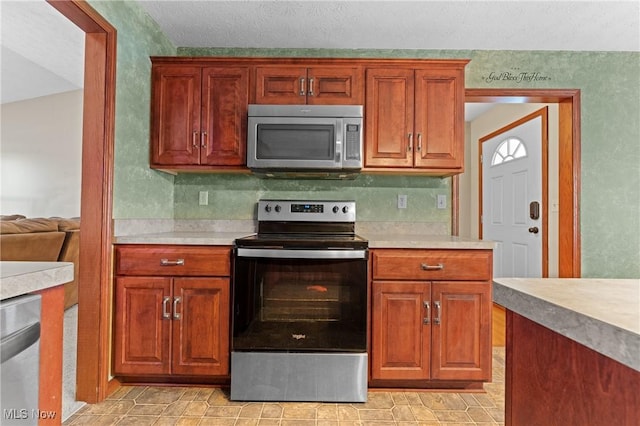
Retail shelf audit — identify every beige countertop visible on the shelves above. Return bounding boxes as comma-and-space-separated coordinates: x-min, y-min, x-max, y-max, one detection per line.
0, 261, 74, 300
493, 277, 640, 372
114, 230, 494, 250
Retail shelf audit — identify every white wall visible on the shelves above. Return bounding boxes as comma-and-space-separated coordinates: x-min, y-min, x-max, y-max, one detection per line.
1, 90, 83, 218
461, 104, 559, 277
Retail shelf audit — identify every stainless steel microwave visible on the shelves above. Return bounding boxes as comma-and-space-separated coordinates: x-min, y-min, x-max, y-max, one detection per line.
247, 104, 363, 178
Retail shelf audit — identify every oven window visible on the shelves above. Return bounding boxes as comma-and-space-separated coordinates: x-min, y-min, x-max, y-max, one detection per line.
233, 256, 367, 352
256, 124, 335, 160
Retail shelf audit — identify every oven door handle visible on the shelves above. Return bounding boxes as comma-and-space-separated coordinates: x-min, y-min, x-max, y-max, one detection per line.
236, 248, 367, 259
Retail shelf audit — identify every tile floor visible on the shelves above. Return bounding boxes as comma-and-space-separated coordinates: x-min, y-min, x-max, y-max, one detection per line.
64, 348, 505, 425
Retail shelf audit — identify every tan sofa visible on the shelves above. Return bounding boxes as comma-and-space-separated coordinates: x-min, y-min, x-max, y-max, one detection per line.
1, 215, 80, 309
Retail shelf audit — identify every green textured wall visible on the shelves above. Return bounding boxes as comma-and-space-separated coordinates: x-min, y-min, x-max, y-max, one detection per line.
98, 2, 639, 278
174, 173, 450, 225
89, 0, 176, 218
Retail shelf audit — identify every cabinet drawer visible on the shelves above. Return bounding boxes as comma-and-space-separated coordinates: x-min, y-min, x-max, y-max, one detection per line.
372, 249, 491, 281
116, 245, 230, 276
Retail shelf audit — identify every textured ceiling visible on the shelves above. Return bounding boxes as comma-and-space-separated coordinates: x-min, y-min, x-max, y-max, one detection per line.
138, 1, 640, 51
2, 1, 638, 106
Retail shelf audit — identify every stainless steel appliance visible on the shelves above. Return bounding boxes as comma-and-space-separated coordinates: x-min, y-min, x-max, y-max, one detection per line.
232, 200, 368, 402
247, 105, 363, 178
1, 294, 41, 425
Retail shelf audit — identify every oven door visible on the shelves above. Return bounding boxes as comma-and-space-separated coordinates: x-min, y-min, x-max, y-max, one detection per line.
232, 247, 368, 353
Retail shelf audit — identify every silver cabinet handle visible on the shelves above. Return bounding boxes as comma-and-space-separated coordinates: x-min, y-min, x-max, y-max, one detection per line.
423, 301, 430, 324
192, 131, 199, 148
434, 301, 441, 325
407, 133, 413, 151
162, 296, 171, 320
421, 263, 444, 271
299, 77, 306, 96
160, 258, 184, 266
173, 297, 182, 320
308, 78, 315, 96
201, 131, 207, 148
417, 133, 422, 151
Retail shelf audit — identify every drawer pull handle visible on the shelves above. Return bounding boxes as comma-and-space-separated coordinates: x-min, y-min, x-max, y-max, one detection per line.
434, 301, 441, 325
421, 263, 444, 271
173, 297, 182, 320
423, 301, 430, 324
160, 258, 184, 266
162, 296, 171, 320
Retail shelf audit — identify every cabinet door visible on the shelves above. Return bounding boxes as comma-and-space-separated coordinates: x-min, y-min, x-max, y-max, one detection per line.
113, 277, 171, 375
413, 68, 464, 170
255, 66, 307, 104
307, 67, 363, 105
364, 68, 414, 167
172, 277, 230, 376
371, 281, 430, 380
150, 65, 202, 165
201, 67, 249, 166
431, 281, 492, 381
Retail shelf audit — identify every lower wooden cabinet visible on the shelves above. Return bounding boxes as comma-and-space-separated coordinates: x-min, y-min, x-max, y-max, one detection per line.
113, 245, 230, 378
370, 249, 492, 387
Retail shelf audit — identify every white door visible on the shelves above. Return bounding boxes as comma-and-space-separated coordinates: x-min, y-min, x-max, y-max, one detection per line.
482, 116, 543, 278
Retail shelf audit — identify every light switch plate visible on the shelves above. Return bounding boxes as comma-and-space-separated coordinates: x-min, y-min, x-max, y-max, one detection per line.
437, 194, 447, 209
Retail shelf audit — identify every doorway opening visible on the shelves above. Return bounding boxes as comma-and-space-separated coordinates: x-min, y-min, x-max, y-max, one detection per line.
47, 0, 116, 404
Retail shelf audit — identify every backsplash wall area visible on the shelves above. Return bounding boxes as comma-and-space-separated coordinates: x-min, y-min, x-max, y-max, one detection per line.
173, 173, 452, 234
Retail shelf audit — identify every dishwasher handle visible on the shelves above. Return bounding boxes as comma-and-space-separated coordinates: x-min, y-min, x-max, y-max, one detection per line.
1, 322, 40, 363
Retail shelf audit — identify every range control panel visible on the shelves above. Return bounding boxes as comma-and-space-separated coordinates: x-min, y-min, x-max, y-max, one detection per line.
257, 200, 356, 223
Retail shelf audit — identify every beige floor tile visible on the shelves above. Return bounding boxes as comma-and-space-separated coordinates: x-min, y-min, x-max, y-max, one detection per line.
162, 400, 190, 417
238, 402, 264, 418
392, 404, 417, 421
114, 415, 158, 425
203, 405, 242, 418
358, 408, 395, 421
64, 350, 506, 426
260, 403, 283, 418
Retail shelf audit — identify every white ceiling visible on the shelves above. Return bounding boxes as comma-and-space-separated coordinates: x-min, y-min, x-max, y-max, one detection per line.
137, 0, 640, 51
1, 1, 638, 112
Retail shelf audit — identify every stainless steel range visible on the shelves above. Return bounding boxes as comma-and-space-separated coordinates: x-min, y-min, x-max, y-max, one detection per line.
231, 200, 368, 402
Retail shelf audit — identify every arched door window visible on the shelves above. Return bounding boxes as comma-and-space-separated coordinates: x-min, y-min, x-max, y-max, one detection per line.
491, 137, 527, 166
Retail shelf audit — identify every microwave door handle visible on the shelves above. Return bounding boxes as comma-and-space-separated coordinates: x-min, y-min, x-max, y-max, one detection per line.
335, 119, 343, 164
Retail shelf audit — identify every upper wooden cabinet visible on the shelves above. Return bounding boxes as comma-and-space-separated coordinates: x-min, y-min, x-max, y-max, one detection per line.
150, 64, 249, 170
255, 66, 363, 105
149, 57, 468, 175
365, 64, 466, 174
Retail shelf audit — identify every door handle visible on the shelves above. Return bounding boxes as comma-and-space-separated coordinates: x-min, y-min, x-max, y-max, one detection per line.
433, 301, 441, 325
173, 297, 182, 320
528, 227, 539, 234
299, 77, 306, 96
423, 301, 430, 324
162, 296, 171, 319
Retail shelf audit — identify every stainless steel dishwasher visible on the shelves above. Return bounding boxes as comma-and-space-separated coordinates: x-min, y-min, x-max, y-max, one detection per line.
1, 294, 41, 425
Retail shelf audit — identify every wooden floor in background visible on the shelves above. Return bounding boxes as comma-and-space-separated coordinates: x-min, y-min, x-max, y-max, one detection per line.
492, 303, 506, 346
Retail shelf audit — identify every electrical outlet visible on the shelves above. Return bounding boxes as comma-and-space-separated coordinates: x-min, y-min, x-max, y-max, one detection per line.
437, 194, 447, 209
199, 191, 208, 206
397, 194, 407, 209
